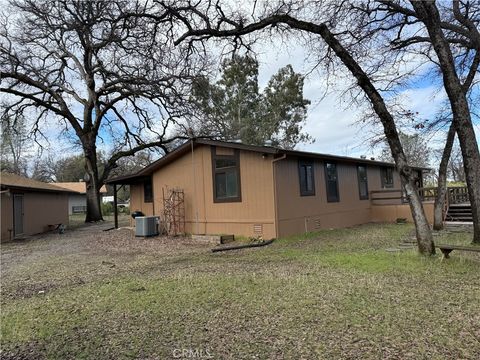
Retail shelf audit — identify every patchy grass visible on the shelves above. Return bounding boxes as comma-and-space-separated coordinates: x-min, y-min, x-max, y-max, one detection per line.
1, 223, 479, 359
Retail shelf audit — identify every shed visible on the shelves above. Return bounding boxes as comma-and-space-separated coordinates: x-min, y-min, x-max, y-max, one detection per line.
1, 172, 72, 242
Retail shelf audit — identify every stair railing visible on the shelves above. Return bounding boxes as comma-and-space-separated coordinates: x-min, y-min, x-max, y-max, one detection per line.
447, 186, 469, 205
443, 189, 449, 223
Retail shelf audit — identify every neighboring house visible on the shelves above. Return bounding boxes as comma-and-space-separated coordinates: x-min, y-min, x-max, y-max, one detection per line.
102, 196, 130, 208
107, 139, 431, 239
53, 182, 108, 215
1, 172, 72, 242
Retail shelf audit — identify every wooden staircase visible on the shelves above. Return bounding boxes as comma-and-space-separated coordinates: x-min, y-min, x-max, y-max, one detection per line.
445, 203, 473, 222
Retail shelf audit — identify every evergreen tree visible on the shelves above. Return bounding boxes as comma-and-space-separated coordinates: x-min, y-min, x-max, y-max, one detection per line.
191, 55, 311, 149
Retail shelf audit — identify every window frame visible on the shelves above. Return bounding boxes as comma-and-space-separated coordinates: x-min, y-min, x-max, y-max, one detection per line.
143, 178, 153, 203
298, 159, 316, 196
357, 165, 369, 200
324, 162, 340, 203
380, 167, 394, 189
415, 169, 424, 188
211, 147, 242, 203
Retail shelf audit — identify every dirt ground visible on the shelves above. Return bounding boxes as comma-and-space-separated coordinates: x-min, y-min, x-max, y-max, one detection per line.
1, 222, 210, 302
1, 223, 479, 359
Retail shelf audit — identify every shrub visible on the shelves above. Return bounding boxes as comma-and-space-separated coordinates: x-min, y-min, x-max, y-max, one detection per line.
101, 202, 114, 215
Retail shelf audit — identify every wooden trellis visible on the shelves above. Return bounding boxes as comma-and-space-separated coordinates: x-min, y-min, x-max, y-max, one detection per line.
162, 187, 185, 236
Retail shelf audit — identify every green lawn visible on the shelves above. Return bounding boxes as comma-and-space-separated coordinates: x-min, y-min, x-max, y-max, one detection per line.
1, 224, 479, 359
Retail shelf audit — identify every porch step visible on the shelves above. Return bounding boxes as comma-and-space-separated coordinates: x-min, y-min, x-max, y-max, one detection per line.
445, 216, 473, 221
445, 202, 472, 223
444, 221, 473, 233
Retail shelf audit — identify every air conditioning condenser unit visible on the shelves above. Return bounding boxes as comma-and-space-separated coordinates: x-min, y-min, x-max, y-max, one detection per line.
135, 216, 159, 237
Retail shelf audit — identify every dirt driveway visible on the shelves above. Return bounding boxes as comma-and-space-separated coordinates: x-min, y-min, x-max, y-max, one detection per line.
1, 223, 210, 302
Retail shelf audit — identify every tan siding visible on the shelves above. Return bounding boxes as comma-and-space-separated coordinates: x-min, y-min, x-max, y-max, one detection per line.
275, 158, 387, 237
130, 145, 276, 239
152, 145, 207, 234
371, 202, 434, 224
129, 183, 154, 226
1, 191, 68, 242
129, 144, 427, 240
24, 192, 69, 235
203, 149, 276, 239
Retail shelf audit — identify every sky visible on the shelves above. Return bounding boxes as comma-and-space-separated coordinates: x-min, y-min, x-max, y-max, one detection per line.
252, 38, 479, 162
8, 38, 479, 169
2, 1, 479, 170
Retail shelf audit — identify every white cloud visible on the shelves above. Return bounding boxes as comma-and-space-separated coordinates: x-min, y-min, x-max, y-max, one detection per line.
255, 40, 376, 157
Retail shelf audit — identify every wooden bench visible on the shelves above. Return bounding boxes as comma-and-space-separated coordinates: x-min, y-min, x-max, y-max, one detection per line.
437, 244, 480, 259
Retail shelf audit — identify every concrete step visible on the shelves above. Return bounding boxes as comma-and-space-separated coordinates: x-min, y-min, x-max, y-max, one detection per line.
445, 221, 473, 226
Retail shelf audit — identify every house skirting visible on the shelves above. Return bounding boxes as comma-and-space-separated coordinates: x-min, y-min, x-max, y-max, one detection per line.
371, 202, 434, 224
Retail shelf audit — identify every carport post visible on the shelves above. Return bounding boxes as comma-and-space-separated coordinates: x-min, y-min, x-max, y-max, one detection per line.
113, 183, 118, 229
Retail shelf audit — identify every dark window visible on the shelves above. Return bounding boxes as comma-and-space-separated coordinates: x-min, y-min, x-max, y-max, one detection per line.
212, 147, 241, 202
381, 167, 394, 188
144, 178, 153, 203
324, 162, 339, 202
415, 170, 423, 189
357, 165, 369, 200
298, 159, 315, 196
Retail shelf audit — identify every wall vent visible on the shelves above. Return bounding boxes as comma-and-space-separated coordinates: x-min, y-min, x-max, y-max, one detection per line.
314, 219, 321, 229
253, 224, 263, 234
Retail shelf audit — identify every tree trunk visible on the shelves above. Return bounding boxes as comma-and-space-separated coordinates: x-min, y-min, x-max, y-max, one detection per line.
433, 124, 455, 231
411, 1, 480, 244
83, 140, 103, 222
311, 23, 435, 254
456, 124, 480, 245
404, 180, 436, 254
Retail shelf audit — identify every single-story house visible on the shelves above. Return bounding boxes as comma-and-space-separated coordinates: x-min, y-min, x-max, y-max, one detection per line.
1, 172, 72, 242
53, 182, 108, 215
107, 139, 432, 239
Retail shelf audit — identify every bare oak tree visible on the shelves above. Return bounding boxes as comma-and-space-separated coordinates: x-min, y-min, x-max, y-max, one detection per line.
0, 0, 205, 221
408, 0, 480, 243
348, 0, 479, 235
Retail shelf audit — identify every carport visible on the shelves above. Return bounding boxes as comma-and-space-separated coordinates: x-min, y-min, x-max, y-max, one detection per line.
106, 173, 153, 229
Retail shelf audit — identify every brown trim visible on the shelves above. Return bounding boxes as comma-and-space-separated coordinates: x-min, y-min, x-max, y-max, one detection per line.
211, 146, 242, 203
113, 184, 118, 228
370, 189, 403, 194
357, 164, 369, 200
324, 161, 340, 202
143, 177, 153, 203
380, 167, 394, 189
1, 186, 75, 194
415, 169, 424, 188
272, 154, 286, 240
298, 158, 315, 196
